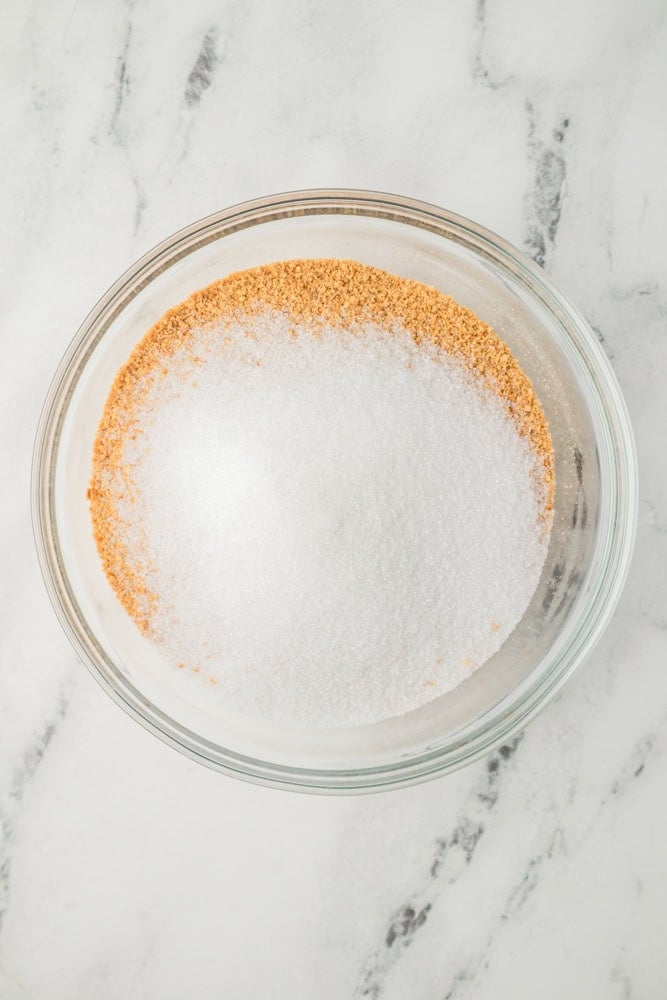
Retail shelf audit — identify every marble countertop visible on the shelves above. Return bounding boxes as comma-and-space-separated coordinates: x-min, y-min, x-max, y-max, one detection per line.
1, 1, 666, 997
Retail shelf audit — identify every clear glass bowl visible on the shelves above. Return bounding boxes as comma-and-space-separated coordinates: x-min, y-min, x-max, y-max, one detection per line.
32, 190, 637, 792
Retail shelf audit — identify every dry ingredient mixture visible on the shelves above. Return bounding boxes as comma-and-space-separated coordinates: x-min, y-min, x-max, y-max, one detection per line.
89, 259, 554, 728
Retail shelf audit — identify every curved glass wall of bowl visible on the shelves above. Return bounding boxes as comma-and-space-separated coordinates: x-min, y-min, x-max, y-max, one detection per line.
32, 191, 637, 792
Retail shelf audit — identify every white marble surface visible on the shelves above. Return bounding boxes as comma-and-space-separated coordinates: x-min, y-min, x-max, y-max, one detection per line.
1, 0, 666, 996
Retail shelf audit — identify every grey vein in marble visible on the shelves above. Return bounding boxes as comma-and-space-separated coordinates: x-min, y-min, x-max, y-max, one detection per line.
0, 686, 72, 933
438, 821, 568, 999
471, 0, 494, 89
609, 734, 658, 799
108, 7, 147, 234
590, 323, 616, 361
471, 0, 510, 91
501, 825, 567, 922
184, 27, 220, 107
111, 1, 133, 134
524, 101, 570, 269
355, 738, 523, 999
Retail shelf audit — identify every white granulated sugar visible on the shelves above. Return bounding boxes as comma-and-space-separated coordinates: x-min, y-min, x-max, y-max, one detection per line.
120, 312, 550, 728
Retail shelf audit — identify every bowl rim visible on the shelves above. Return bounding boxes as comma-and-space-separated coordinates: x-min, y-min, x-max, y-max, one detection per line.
31, 188, 638, 793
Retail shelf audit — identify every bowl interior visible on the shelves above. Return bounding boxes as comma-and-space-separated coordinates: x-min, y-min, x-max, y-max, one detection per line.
45, 204, 607, 782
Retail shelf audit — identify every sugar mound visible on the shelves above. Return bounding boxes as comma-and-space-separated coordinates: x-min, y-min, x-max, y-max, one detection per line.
111, 311, 551, 728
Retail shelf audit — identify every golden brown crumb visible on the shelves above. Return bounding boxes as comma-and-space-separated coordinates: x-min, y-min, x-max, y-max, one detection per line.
89, 259, 555, 634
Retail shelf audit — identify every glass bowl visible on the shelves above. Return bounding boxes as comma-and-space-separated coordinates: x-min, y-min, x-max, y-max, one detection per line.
32, 190, 637, 793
